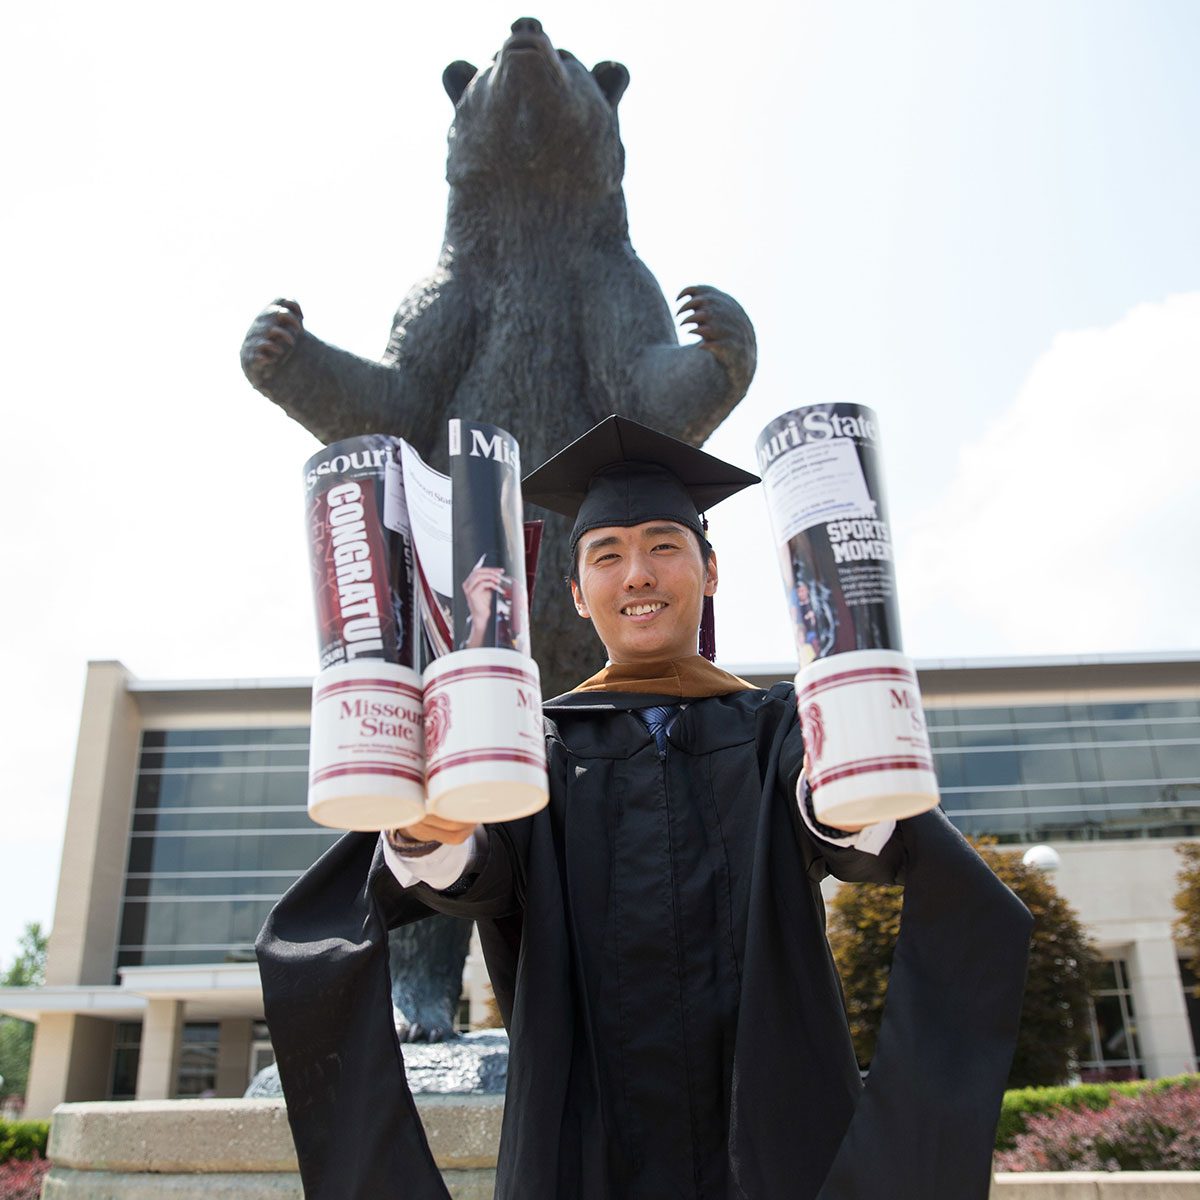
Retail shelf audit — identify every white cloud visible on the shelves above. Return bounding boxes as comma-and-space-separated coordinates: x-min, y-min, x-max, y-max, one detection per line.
898, 293, 1200, 657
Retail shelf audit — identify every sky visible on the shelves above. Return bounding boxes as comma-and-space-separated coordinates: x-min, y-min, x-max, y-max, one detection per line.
1, 0, 1198, 961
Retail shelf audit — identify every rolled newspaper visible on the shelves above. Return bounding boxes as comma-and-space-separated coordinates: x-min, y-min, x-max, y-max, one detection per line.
423, 420, 548, 821
756, 405, 939, 826
303, 436, 425, 831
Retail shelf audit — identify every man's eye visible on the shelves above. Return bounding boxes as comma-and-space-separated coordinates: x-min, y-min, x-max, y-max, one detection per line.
653, 542, 680, 552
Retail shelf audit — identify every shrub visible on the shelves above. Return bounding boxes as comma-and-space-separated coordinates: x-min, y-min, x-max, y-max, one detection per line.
996, 1074, 1199, 1151
0, 1122, 48, 1164
995, 1085, 1200, 1171
0, 1155, 50, 1200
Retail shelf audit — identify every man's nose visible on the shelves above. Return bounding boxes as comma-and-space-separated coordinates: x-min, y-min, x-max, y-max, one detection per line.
623, 551, 657, 589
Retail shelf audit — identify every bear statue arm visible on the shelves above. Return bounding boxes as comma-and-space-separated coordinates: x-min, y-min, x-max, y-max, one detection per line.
630, 343, 743, 444
247, 332, 420, 446
617, 276, 757, 446
240, 272, 476, 447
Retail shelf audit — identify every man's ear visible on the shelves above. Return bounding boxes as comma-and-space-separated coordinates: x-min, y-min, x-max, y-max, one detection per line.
570, 578, 591, 618
704, 550, 718, 597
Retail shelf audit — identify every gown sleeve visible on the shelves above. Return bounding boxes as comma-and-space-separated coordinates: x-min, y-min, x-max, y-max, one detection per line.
380, 827, 484, 889
764, 683, 1034, 1198
403, 820, 528, 919
255, 832, 454, 1199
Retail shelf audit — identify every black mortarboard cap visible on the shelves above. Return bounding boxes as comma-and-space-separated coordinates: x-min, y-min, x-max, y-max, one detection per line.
521, 415, 761, 551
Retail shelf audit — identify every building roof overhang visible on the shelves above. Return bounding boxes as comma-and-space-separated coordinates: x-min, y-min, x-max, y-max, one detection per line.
723, 649, 1200, 698
0, 964, 264, 1024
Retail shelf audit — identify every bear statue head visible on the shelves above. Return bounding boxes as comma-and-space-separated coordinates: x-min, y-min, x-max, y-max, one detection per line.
442, 17, 631, 197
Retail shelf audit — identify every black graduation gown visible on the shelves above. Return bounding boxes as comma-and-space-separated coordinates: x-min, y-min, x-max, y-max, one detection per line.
257, 683, 1032, 1199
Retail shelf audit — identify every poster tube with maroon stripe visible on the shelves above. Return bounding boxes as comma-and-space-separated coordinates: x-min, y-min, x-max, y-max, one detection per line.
306, 660, 426, 830
756, 405, 939, 826
421, 648, 548, 823
420, 420, 548, 823
303, 436, 425, 831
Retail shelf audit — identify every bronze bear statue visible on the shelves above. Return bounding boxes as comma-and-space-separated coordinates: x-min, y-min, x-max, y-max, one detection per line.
243, 16, 756, 1041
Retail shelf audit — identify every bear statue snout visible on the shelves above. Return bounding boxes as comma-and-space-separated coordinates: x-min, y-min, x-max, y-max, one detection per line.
498, 14, 564, 86
504, 15, 552, 55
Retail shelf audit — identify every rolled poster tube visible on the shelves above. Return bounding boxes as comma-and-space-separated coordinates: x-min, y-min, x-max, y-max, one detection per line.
449, 419, 531, 656
756, 405, 939, 826
303, 436, 424, 831
422, 647, 549, 823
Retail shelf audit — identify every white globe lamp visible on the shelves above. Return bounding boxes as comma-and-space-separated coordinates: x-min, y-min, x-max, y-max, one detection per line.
1022, 844, 1061, 873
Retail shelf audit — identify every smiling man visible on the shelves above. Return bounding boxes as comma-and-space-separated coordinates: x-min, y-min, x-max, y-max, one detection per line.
572, 518, 717, 664
258, 416, 1032, 1200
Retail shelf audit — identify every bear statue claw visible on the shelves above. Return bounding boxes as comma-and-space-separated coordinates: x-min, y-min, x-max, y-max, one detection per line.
676, 284, 757, 394
398, 1021, 456, 1044
240, 298, 305, 386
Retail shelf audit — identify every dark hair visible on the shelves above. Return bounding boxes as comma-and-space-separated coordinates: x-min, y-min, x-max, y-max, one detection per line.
567, 528, 714, 588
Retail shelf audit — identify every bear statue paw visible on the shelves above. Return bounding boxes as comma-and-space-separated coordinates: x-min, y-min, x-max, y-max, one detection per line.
397, 1020, 459, 1044
676, 285, 757, 394
240, 298, 305, 387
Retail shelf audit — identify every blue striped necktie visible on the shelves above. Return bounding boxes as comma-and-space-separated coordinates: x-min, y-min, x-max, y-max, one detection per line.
639, 703, 680, 754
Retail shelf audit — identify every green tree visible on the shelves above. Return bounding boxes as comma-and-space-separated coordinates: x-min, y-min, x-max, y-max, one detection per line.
0, 922, 48, 1098
1174, 843, 1200, 997
2, 924, 47, 990
827, 844, 1098, 1087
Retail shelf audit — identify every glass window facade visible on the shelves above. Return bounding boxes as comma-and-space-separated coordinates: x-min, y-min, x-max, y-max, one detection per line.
928, 699, 1200, 843
1080, 959, 1143, 1082
115, 727, 340, 974
250, 1019, 276, 1081
109, 1022, 142, 1100
177, 1022, 221, 1097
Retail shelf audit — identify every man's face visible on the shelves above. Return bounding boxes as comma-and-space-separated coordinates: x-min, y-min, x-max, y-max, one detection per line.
570, 521, 718, 664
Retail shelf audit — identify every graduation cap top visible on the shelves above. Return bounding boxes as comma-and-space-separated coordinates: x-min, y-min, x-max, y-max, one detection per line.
521, 415, 761, 552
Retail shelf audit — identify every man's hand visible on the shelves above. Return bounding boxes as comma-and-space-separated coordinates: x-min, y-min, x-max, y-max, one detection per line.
398, 814, 478, 845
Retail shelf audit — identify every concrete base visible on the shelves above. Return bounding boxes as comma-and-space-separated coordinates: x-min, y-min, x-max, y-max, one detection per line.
41, 1098, 1200, 1199
43, 1170, 303, 1199
44, 1096, 501, 1199
991, 1175, 1200, 1198
42, 1167, 497, 1200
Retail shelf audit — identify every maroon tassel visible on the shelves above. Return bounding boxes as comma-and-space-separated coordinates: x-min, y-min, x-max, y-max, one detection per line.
699, 593, 716, 661
698, 513, 716, 660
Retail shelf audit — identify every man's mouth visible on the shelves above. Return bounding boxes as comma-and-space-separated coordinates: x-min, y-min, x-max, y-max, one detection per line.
622, 602, 667, 617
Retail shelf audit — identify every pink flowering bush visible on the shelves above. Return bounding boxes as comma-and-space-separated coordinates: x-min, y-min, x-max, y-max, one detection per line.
996, 1086, 1200, 1172
0, 1154, 49, 1200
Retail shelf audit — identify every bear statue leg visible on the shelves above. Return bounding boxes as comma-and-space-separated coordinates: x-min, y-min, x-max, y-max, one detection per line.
387, 913, 475, 1043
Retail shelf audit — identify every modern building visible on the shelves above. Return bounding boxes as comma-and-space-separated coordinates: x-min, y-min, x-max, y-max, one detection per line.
2, 652, 1198, 1118
904, 651, 1200, 1082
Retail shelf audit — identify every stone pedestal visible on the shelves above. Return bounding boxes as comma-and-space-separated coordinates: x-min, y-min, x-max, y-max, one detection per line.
41, 1098, 1200, 1199
990, 1174, 1200, 1198
43, 1096, 502, 1199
